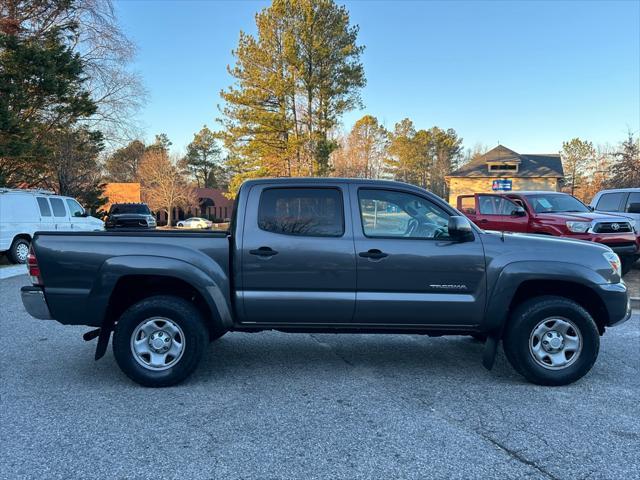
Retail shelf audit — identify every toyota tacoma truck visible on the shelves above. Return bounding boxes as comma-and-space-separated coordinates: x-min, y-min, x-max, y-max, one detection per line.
457, 191, 639, 274
21, 179, 632, 387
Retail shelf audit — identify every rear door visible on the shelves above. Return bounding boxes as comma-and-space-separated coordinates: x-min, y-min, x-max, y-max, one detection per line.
351, 185, 486, 326
239, 183, 356, 324
35, 196, 55, 231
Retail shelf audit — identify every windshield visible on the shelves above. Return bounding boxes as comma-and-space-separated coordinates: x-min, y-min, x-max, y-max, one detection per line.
110, 204, 150, 215
527, 194, 590, 213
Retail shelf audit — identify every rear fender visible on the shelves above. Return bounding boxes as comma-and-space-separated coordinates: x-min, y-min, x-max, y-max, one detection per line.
88, 255, 232, 329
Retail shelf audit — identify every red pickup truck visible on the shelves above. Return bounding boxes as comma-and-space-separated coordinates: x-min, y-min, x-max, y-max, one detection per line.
457, 191, 639, 274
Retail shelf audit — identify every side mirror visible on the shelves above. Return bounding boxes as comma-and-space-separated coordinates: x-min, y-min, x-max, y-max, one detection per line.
627, 203, 640, 214
511, 206, 526, 217
448, 215, 474, 242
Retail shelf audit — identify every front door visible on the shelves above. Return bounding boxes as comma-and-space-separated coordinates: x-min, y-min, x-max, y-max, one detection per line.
351, 185, 486, 326
475, 194, 529, 233
239, 184, 356, 324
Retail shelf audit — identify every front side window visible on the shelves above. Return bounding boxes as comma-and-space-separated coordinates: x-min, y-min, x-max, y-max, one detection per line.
358, 189, 450, 239
49, 198, 67, 217
36, 197, 51, 217
624, 192, 640, 212
478, 195, 502, 215
66, 199, 84, 217
596, 193, 624, 212
258, 188, 344, 237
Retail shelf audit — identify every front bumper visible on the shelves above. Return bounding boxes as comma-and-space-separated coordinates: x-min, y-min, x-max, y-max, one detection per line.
570, 233, 638, 256
595, 282, 632, 327
21, 286, 53, 320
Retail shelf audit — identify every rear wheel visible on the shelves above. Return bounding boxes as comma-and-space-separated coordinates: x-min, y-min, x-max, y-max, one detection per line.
503, 296, 599, 386
8, 237, 30, 264
113, 295, 208, 387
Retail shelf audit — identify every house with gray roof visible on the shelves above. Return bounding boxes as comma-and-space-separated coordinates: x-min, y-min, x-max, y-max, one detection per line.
446, 145, 564, 205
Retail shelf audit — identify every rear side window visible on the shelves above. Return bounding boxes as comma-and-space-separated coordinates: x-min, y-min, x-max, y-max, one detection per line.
625, 192, 640, 212
596, 193, 624, 212
49, 198, 67, 217
459, 197, 476, 214
258, 188, 344, 237
36, 197, 52, 217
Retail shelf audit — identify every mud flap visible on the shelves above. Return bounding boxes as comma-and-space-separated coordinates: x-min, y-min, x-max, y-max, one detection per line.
94, 323, 113, 360
482, 335, 499, 370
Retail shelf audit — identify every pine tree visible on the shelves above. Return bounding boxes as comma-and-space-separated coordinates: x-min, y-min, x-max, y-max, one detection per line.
182, 126, 223, 188
220, 0, 365, 195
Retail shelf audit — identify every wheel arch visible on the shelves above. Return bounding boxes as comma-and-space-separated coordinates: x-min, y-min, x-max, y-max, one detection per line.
90, 255, 232, 333
485, 261, 611, 335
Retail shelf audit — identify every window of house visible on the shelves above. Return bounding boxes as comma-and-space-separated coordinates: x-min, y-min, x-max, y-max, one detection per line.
358, 189, 450, 239
49, 198, 67, 217
488, 163, 518, 172
36, 197, 52, 217
258, 188, 344, 237
596, 193, 625, 212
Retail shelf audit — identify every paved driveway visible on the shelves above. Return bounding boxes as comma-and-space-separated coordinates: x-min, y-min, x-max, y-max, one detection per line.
1, 274, 638, 480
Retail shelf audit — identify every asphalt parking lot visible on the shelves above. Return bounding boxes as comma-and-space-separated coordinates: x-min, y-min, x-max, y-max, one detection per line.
1, 274, 639, 480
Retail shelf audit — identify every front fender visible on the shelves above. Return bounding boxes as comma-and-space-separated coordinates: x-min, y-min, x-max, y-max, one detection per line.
87, 255, 233, 328
484, 260, 609, 332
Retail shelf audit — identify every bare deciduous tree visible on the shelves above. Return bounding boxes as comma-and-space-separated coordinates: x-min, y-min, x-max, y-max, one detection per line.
138, 150, 197, 227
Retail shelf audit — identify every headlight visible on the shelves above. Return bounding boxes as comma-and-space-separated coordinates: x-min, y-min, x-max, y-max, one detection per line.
603, 251, 621, 277
566, 221, 591, 233
629, 220, 636, 232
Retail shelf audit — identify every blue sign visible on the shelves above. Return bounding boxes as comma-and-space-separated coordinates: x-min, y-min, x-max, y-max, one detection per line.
492, 179, 512, 191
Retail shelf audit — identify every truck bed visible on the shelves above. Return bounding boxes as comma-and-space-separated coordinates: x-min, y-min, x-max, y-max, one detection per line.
33, 230, 231, 327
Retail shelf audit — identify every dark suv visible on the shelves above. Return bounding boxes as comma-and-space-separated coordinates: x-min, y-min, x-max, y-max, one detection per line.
104, 203, 156, 230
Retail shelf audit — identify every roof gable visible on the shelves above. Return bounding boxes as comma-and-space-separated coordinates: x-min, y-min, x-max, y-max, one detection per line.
449, 145, 564, 178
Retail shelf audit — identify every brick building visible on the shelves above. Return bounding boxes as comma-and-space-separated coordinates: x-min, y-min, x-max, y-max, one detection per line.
446, 145, 564, 206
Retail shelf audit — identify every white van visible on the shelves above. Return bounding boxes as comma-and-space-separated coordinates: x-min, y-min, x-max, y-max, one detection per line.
0, 188, 104, 264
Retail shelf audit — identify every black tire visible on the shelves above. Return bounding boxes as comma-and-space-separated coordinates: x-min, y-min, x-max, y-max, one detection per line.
209, 329, 226, 342
503, 296, 599, 386
112, 295, 208, 387
8, 237, 30, 264
620, 256, 635, 276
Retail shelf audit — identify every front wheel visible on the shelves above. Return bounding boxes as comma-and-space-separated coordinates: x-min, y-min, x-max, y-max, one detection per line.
620, 256, 636, 276
112, 295, 208, 387
503, 296, 599, 386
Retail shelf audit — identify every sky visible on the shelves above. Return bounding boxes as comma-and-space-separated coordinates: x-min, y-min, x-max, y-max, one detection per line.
114, 0, 640, 155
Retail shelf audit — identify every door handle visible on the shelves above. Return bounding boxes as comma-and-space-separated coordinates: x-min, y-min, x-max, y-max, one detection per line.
249, 246, 278, 257
359, 249, 388, 259
479, 219, 489, 224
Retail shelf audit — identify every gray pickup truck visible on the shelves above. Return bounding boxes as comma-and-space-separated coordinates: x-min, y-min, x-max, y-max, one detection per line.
21, 178, 632, 387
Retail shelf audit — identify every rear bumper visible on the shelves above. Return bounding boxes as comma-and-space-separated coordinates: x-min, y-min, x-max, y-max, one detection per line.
595, 282, 632, 327
21, 286, 53, 320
